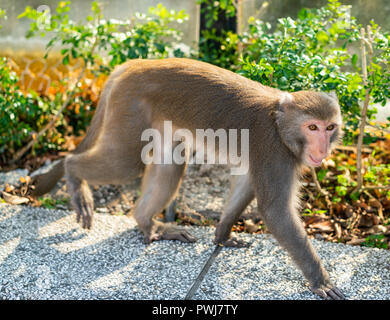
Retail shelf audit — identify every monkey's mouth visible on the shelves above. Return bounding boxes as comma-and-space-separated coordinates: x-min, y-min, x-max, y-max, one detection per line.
308, 155, 323, 167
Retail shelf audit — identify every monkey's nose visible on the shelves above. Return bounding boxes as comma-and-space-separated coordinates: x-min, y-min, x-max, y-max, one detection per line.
319, 149, 327, 158
315, 147, 328, 160
319, 139, 330, 157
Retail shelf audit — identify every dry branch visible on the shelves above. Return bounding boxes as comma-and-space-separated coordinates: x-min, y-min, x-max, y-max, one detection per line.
310, 167, 328, 197
334, 145, 372, 153
353, 26, 373, 194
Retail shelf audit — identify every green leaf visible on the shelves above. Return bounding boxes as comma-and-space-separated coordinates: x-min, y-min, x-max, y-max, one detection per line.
335, 186, 347, 196
316, 31, 329, 44
350, 192, 360, 201
317, 169, 328, 182
297, 8, 309, 20
351, 54, 358, 67
62, 54, 69, 65
71, 48, 78, 58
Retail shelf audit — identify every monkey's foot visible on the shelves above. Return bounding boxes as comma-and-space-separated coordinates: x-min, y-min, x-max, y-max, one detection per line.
144, 223, 197, 244
214, 237, 250, 248
311, 285, 346, 300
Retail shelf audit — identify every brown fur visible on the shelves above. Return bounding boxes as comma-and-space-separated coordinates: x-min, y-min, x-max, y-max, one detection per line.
33, 58, 344, 299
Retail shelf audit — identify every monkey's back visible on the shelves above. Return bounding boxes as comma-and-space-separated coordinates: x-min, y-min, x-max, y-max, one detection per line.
109, 58, 282, 131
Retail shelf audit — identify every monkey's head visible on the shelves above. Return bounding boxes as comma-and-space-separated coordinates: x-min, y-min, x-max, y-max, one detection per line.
274, 91, 342, 167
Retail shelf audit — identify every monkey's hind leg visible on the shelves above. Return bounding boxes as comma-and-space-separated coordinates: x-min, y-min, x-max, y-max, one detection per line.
64, 152, 97, 229
134, 163, 197, 244
64, 144, 143, 229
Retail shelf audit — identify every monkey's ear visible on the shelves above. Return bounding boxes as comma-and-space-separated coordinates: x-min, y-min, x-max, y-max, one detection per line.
326, 91, 338, 102
278, 93, 294, 113
270, 93, 293, 120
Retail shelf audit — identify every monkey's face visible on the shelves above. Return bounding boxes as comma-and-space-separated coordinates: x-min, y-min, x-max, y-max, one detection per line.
301, 119, 339, 167
275, 91, 343, 167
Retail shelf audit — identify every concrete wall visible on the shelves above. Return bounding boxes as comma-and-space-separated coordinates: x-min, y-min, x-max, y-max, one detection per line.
0, 0, 200, 51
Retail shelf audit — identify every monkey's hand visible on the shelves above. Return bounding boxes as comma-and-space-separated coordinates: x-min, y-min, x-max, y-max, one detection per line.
144, 221, 197, 244
310, 284, 346, 300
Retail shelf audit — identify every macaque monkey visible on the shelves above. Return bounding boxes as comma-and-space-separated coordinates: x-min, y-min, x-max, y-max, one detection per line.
32, 58, 344, 299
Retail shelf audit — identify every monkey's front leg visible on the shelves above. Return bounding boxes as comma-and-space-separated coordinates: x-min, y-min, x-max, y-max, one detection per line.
215, 174, 254, 247
261, 201, 345, 300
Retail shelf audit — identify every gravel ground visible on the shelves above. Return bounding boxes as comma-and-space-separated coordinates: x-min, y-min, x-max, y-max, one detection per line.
1, 203, 390, 300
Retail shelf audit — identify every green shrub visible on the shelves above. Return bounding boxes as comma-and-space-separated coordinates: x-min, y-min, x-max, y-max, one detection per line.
0, 57, 64, 162
108, 4, 189, 67
19, 1, 189, 70
196, 0, 240, 70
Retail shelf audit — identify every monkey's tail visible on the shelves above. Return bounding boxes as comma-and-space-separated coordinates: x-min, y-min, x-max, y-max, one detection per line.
31, 159, 65, 196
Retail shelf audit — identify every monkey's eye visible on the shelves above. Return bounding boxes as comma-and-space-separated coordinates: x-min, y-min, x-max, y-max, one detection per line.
308, 124, 318, 131
326, 124, 335, 131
